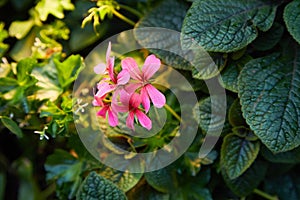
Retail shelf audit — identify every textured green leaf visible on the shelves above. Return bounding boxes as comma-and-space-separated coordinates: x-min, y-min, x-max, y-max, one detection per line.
134, 0, 192, 70
192, 52, 227, 80
222, 160, 267, 197
228, 99, 247, 127
284, 0, 300, 44
77, 171, 127, 200
181, 0, 279, 52
264, 172, 300, 200
252, 23, 284, 51
0, 116, 23, 137
35, 0, 74, 21
193, 95, 233, 134
98, 167, 142, 192
221, 133, 260, 179
145, 165, 177, 193
261, 145, 300, 164
238, 51, 300, 153
219, 55, 252, 93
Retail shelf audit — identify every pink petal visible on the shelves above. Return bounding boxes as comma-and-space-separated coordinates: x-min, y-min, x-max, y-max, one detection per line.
117, 69, 130, 85
126, 112, 135, 130
107, 57, 116, 83
135, 110, 152, 130
93, 95, 104, 107
121, 57, 142, 80
145, 84, 166, 108
140, 87, 150, 113
94, 63, 106, 74
97, 106, 109, 118
111, 89, 129, 113
108, 108, 118, 127
129, 93, 142, 109
96, 82, 115, 97
106, 42, 112, 62
124, 82, 142, 94
142, 55, 161, 81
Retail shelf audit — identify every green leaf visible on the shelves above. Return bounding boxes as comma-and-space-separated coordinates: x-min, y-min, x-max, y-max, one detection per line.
53, 55, 84, 89
8, 20, 34, 39
76, 171, 127, 200
219, 55, 252, 93
134, 0, 193, 70
0, 116, 23, 138
193, 95, 233, 134
228, 99, 247, 127
222, 160, 267, 197
16, 58, 37, 82
192, 52, 227, 80
284, 0, 300, 44
0, 171, 5, 200
127, 183, 170, 200
35, 0, 74, 21
261, 145, 300, 164
221, 133, 260, 179
45, 149, 83, 199
145, 165, 177, 193
264, 172, 300, 200
252, 23, 284, 51
181, 0, 279, 52
238, 51, 300, 153
0, 77, 19, 93
0, 22, 9, 57
31, 59, 63, 101
97, 167, 142, 192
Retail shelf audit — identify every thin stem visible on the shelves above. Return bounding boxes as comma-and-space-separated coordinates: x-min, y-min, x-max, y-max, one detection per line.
119, 4, 143, 18
164, 104, 181, 122
41, 183, 56, 199
253, 189, 278, 200
112, 9, 135, 26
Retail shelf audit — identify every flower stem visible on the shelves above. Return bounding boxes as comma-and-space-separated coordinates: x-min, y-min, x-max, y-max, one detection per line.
112, 9, 135, 26
253, 189, 278, 200
164, 104, 181, 122
119, 4, 143, 18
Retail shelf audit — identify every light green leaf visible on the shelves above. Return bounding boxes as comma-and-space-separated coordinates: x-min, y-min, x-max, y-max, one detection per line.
221, 133, 260, 179
9, 20, 34, 39
0, 116, 23, 138
77, 171, 127, 200
53, 55, 84, 89
181, 0, 279, 52
222, 160, 267, 197
284, 0, 300, 44
0, 22, 9, 57
134, 0, 193, 70
16, 58, 37, 83
31, 59, 63, 101
238, 51, 300, 153
252, 23, 284, 51
219, 55, 252, 93
35, 0, 74, 21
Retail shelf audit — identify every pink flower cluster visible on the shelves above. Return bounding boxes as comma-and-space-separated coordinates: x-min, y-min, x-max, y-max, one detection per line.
92, 42, 166, 130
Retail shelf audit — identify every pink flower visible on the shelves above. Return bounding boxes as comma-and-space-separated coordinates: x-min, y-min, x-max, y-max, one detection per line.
121, 55, 166, 113
96, 103, 118, 127
125, 93, 152, 130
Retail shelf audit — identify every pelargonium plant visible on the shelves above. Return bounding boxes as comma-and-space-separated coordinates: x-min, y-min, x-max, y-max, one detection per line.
92, 42, 166, 130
